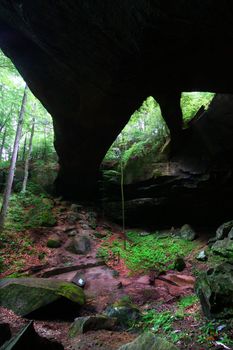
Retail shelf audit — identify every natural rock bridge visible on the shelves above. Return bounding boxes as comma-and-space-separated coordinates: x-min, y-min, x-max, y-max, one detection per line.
0, 1, 233, 201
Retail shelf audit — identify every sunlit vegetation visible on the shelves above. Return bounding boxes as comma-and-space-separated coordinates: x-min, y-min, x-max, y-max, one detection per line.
104, 92, 214, 168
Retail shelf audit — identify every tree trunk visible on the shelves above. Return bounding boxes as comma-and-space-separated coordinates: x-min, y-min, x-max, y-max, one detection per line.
0, 84, 28, 231
21, 113, 35, 193
21, 134, 27, 161
0, 127, 7, 162
43, 125, 47, 160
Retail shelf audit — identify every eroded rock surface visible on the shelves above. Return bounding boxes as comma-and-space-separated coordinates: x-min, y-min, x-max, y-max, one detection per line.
1, 3, 233, 198
118, 332, 178, 350
0, 278, 85, 318
195, 263, 233, 319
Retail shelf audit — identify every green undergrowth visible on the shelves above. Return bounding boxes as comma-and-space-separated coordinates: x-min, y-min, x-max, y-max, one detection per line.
136, 294, 199, 344
0, 186, 55, 274
3, 191, 56, 231
97, 231, 198, 273
136, 295, 233, 347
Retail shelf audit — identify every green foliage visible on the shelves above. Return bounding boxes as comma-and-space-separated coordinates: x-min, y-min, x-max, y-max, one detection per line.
142, 310, 174, 332
121, 139, 149, 164
103, 93, 215, 175
181, 92, 214, 124
178, 295, 198, 310
4, 192, 56, 231
104, 96, 168, 168
136, 294, 198, 344
97, 231, 197, 273
0, 50, 56, 164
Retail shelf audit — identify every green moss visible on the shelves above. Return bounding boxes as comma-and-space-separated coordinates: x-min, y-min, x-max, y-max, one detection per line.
98, 231, 197, 273
58, 282, 85, 305
178, 295, 199, 310
0, 278, 85, 316
4, 192, 56, 231
114, 295, 132, 307
47, 239, 61, 248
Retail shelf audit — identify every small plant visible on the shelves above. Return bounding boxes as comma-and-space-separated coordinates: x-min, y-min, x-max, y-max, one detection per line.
178, 295, 198, 310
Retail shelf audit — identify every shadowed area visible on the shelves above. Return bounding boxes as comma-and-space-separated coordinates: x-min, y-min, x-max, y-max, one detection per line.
0, 2, 233, 198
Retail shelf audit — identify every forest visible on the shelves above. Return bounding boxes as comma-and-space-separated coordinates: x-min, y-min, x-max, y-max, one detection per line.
1, 46, 233, 350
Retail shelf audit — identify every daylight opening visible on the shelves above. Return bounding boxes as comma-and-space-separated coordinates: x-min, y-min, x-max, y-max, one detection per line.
103, 92, 215, 179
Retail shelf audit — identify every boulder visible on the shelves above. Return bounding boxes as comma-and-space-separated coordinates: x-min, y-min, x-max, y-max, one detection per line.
173, 256, 186, 271
196, 250, 208, 262
80, 223, 90, 230
195, 263, 233, 318
228, 227, 233, 239
105, 302, 140, 329
65, 236, 91, 255
67, 212, 80, 224
0, 278, 85, 317
0, 323, 11, 347
1, 321, 64, 350
87, 211, 97, 229
70, 204, 83, 212
208, 236, 217, 247
211, 237, 233, 258
118, 332, 178, 350
216, 220, 233, 240
69, 315, 117, 337
63, 226, 76, 232
47, 234, 62, 248
94, 231, 107, 238
67, 230, 77, 237
180, 224, 197, 241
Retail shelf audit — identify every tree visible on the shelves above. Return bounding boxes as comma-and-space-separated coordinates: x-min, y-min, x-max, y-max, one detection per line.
21, 109, 35, 193
0, 84, 28, 231
0, 127, 7, 162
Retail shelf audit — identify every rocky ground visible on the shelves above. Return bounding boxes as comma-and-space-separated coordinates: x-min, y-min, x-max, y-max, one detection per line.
1, 199, 233, 349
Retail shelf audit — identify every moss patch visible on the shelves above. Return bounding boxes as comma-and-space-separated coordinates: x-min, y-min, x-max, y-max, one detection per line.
97, 231, 197, 273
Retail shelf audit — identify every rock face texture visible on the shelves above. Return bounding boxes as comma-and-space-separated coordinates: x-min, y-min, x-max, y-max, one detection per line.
118, 332, 178, 350
103, 93, 233, 226
0, 2, 233, 198
0, 278, 85, 318
195, 263, 233, 319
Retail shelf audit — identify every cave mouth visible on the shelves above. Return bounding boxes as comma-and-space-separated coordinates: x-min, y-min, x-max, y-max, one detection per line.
100, 92, 233, 229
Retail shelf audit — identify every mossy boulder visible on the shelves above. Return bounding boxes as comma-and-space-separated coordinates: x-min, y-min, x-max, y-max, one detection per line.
195, 263, 233, 318
67, 212, 80, 224
173, 256, 186, 271
65, 236, 91, 254
0, 278, 85, 317
118, 332, 178, 350
69, 315, 117, 337
47, 234, 62, 248
211, 237, 233, 258
105, 300, 140, 329
216, 220, 233, 240
87, 211, 97, 229
180, 224, 197, 241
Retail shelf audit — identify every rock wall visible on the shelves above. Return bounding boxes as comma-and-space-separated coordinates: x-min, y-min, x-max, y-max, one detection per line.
103, 94, 233, 226
0, 2, 233, 198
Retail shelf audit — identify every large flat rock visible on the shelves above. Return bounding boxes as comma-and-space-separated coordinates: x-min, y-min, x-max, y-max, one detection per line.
0, 278, 85, 317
